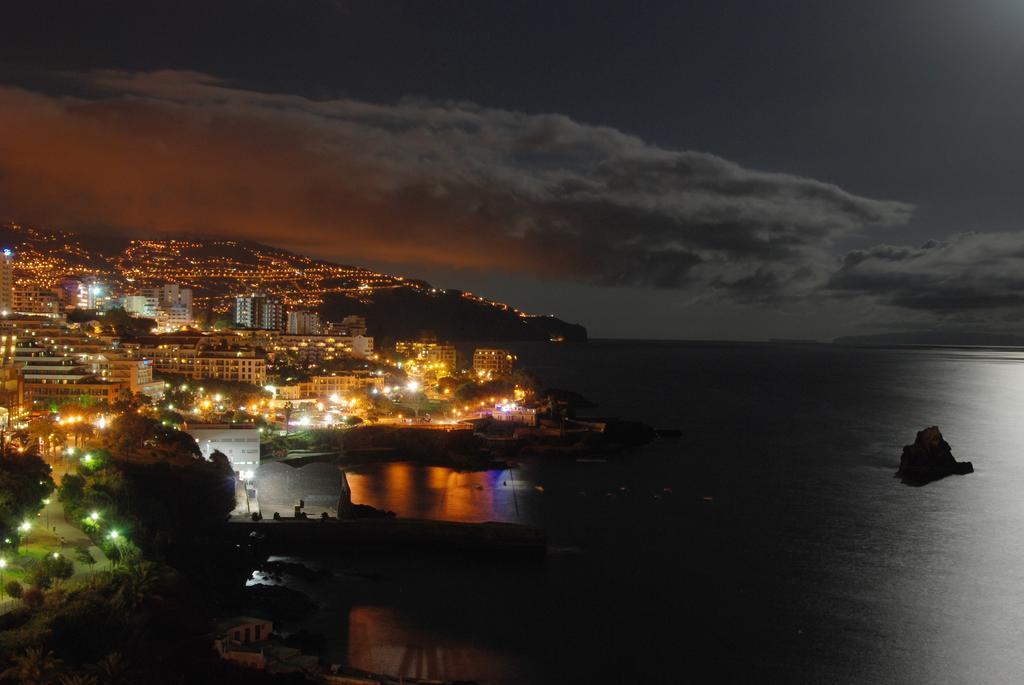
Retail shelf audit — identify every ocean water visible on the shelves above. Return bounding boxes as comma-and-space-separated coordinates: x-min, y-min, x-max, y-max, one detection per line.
280, 341, 1024, 684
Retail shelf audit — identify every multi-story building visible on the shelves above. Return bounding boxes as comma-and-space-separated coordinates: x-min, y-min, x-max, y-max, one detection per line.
233, 330, 374, 365
15, 344, 128, 406
184, 423, 261, 478
12, 287, 64, 318
287, 310, 320, 335
235, 292, 284, 330
133, 334, 268, 385
120, 294, 157, 317
79, 277, 115, 310
91, 352, 164, 398
0, 332, 24, 425
395, 340, 458, 374
473, 348, 516, 378
323, 314, 367, 337
156, 303, 193, 330
0, 248, 14, 316
141, 284, 192, 312
141, 284, 193, 329
192, 349, 267, 384
274, 371, 384, 402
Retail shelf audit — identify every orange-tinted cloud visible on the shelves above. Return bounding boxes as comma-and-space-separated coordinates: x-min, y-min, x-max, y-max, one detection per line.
0, 70, 913, 297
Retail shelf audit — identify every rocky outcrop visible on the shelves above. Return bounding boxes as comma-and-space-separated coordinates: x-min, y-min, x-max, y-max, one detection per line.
897, 426, 974, 484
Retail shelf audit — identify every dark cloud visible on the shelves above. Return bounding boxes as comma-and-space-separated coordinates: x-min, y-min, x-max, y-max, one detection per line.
0, 70, 912, 302
828, 232, 1024, 317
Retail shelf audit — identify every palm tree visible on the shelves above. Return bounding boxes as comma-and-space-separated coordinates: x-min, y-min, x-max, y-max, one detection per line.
87, 653, 130, 685
0, 647, 65, 685
113, 561, 169, 614
26, 418, 53, 457
71, 423, 93, 448
57, 674, 96, 685
283, 401, 294, 434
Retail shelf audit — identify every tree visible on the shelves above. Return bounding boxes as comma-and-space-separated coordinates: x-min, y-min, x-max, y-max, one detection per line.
0, 450, 55, 540
26, 418, 67, 458
31, 555, 74, 589
113, 561, 169, 614
283, 401, 294, 434
99, 413, 155, 457
0, 647, 64, 685
21, 587, 44, 609
5, 580, 22, 598
75, 548, 95, 569
88, 653, 131, 685
151, 425, 200, 460
57, 675, 97, 685
70, 422, 94, 448
208, 450, 231, 472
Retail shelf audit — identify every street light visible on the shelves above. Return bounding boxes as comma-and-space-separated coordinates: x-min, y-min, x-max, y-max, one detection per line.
107, 530, 122, 568
89, 511, 100, 522
16, 520, 30, 552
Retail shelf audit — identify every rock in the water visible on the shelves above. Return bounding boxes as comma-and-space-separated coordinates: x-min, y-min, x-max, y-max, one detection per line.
896, 426, 974, 484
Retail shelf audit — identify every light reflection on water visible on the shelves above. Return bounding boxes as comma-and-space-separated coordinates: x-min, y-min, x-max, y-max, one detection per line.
290, 343, 1024, 684
346, 462, 529, 523
346, 606, 522, 682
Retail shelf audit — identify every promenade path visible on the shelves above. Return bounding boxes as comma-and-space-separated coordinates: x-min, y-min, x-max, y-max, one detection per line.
33, 498, 111, 581
0, 499, 113, 614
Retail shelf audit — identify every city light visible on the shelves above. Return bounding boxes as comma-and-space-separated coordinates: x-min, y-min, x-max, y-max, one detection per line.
90, 511, 100, 521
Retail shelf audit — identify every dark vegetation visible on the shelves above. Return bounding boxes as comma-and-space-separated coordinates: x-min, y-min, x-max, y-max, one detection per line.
342, 424, 484, 466
0, 450, 54, 544
323, 288, 586, 344
0, 419, 284, 683
67, 307, 157, 336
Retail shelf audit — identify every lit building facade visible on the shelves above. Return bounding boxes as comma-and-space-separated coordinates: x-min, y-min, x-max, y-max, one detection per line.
395, 340, 458, 374
184, 423, 261, 478
141, 284, 193, 329
235, 292, 284, 330
473, 348, 516, 378
0, 333, 24, 425
12, 287, 64, 318
92, 352, 165, 398
134, 335, 268, 385
0, 249, 14, 316
287, 310, 320, 335
274, 372, 384, 401
15, 345, 128, 406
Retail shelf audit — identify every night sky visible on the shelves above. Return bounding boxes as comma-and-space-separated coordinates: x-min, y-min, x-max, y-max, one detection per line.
3, 1, 1024, 339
